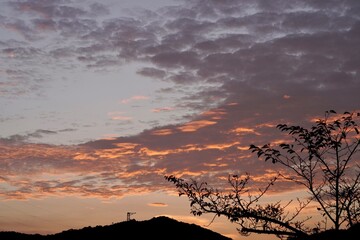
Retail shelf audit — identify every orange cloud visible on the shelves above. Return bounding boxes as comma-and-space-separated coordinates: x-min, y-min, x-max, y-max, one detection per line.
256, 122, 277, 128
138, 141, 240, 157
114, 142, 139, 150
152, 107, 175, 113
148, 202, 168, 207
204, 142, 240, 150
176, 142, 240, 152
251, 169, 280, 182
177, 120, 217, 132
119, 168, 166, 178
231, 127, 260, 135
73, 152, 97, 161
0, 143, 75, 167
203, 163, 228, 167
140, 147, 173, 156
151, 129, 174, 136
94, 143, 139, 159
235, 145, 250, 151
166, 170, 207, 178
200, 109, 227, 120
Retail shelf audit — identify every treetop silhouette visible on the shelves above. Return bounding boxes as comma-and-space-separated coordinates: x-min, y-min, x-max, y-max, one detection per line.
166, 110, 360, 239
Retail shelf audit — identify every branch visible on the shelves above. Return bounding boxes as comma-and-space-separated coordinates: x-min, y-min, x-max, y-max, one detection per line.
241, 227, 302, 237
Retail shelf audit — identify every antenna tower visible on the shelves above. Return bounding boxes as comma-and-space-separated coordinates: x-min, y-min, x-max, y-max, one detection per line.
127, 212, 136, 221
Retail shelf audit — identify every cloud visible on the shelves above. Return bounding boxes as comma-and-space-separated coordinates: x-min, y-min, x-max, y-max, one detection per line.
152, 107, 175, 113
137, 67, 167, 79
1, 106, 358, 200
151, 51, 200, 70
107, 112, 133, 123
0, 0, 359, 201
177, 120, 217, 132
2, 0, 358, 112
148, 202, 168, 207
0, 103, 286, 199
8, 0, 87, 19
1, 129, 61, 144
1, 19, 38, 41
89, 3, 110, 16
120, 95, 149, 104
151, 129, 174, 136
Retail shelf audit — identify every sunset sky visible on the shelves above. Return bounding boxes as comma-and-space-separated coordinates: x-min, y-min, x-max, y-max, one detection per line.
1, 0, 360, 239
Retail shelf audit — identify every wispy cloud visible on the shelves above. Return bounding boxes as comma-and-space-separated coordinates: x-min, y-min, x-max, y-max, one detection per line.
148, 202, 168, 207
1, 129, 75, 143
152, 107, 175, 113
120, 95, 149, 104
108, 112, 133, 121
177, 120, 217, 132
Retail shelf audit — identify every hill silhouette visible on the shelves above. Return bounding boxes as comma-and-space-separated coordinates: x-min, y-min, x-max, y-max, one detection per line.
0, 216, 232, 240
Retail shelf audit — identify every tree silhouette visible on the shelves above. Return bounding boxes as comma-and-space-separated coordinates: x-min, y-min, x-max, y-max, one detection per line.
166, 110, 360, 239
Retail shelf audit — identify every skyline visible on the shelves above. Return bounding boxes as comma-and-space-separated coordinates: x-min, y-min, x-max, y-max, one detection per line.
1, 0, 360, 239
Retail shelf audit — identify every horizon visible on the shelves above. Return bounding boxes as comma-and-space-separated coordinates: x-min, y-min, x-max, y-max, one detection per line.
0, 215, 233, 240
1, 1, 360, 240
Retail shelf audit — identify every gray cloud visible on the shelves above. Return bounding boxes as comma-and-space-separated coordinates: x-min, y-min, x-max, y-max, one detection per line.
1, 0, 359, 122
1, 129, 72, 144
8, 0, 86, 19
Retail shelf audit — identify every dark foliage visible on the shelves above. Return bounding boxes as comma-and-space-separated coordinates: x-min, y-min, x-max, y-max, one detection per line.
250, 110, 360, 230
289, 222, 360, 240
165, 174, 309, 238
166, 110, 360, 239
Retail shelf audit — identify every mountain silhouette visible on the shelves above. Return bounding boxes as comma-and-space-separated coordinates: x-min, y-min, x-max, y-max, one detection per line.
0, 216, 232, 240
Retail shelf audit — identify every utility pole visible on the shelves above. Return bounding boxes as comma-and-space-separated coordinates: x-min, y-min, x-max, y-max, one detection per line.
127, 212, 136, 221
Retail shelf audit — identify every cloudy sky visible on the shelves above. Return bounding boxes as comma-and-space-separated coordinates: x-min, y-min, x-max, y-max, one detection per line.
1, 0, 360, 239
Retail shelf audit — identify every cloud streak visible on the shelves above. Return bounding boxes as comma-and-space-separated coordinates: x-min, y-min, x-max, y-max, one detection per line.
120, 95, 149, 104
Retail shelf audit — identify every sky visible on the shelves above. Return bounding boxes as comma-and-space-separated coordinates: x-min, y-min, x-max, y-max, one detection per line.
0, 0, 360, 239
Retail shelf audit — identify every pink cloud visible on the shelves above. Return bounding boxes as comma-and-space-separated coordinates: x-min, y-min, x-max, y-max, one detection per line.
283, 95, 291, 99
120, 95, 149, 104
108, 112, 133, 121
